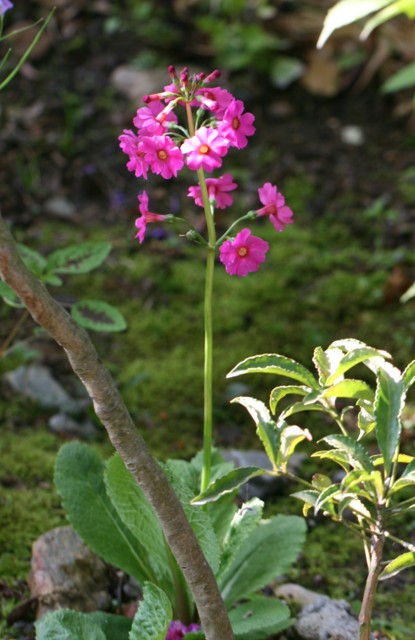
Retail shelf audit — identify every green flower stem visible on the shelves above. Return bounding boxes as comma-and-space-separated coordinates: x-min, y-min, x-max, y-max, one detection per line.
185, 101, 216, 493
215, 211, 257, 247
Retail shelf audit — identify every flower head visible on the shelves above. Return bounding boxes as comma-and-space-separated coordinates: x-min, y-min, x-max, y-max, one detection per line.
140, 135, 184, 179
118, 129, 149, 179
219, 228, 269, 277
0, 0, 13, 15
196, 86, 233, 117
166, 620, 201, 640
181, 127, 229, 172
133, 100, 177, 135
135, 191, 167, 244
188, 173, 237, 210
256, 183, 294, 232
218, 99, 255, 149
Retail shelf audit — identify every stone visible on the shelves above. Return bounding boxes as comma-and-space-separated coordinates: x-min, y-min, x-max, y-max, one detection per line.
276, 583, 372, 640
44, 196, 77, 219
29, 526, 113, 618
221, 449, 304, 500
4, 364, 81, 412
48, 412, 98, 439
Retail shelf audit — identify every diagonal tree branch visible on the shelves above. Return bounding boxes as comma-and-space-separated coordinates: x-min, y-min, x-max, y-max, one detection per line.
0, 213, 234, 640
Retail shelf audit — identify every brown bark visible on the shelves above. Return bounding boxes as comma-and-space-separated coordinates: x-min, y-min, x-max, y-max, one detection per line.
358, 530, 385, 640
0, 214, 234, 640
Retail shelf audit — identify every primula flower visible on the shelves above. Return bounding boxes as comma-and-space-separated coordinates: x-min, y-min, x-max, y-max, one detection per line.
181, 127, 229, 172
219, 228, 269, 277
188, 173, 237, 210
133, 101, 177, 135
0, 0, 13, 14
166, 620, 201, 640
218, 99, 255, 149
196, 87, 233, 117
135, 191, 167, 244
256, 182, 294, 232
118, 130, 149, 179
140, 135, 184, 179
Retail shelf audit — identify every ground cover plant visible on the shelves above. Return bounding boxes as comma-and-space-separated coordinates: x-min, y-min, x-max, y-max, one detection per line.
2, 1, 415, 639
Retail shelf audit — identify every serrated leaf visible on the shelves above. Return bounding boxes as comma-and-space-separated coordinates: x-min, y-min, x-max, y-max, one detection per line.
71, 300, 127, 332
191, 467, 268, 505
47, 241, 112, 274
218, 497, 264, 581
229, 595, 292, 639
375, 362, 405, 476
313, 346, 344, 385
105, 455, 172, 596
357, 402, 376, 437
326, 347, 389, 385
278, 425, 311, 469
269, 385, 309, 414
379, 552, 415, 581
129, 583, 172, 640
228, 354, 319, 390
231, 396, 279, 466
312, 449, 352, 472
314, 484, 340, 515
291, 489, 319, 516
320, 434, 374, 471
281, 402, 329, 420
322, 379, 374, 401
317, 0, 391, 48
403, 360, 415, 390
35, 610, 107, 640
54, 442, 150, 585
17, 243, 47, 276
218, 515, 306, 607
390, 459, 415, 495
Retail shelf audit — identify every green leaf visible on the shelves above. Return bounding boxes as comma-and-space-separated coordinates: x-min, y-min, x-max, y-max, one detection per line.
317, 0, 392, 48
71, 300, 127, 332
218, 515, 306, 608
231, 396, 279, 467
325, 347, 389, 385
227, 353, 319, 390
269, 385, 309, 413
401, 282, 415, 303
129, 583, 172, 640
390, 459, 415, 494
278, 425, 312, 469
54, 442, 150, 585
218, 497, 264, 581
47, 242, 112, 274
35, 610, 107, 640
191, 467, 268, 506
314, 484, 340, 515
320, 434, 374, 471
0, 279, 22, 307
380, 552, 415, 581
291, 489, 319, 516
105, 455, 172, 595
270, 55, 304, 89
229, 595, 292, 640
382, 60, 415, 93
312, 449, 352, 472
322, 379, 374, 402
313, 346, 344, 385
281, 402, 329, 420
374, 362, 405, 476
362, 0, 415, 38
403, 359, 415, 390
17, 243, 47, 276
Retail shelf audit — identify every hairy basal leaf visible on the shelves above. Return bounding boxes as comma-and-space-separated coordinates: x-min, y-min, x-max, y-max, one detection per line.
17, 243, 47, 276
47, 241, 111, 274
228, 354, 319, 390
229, 595, 292, 640
129, 583, 172, 640
71, 300, 127, 332
35, 610, 108, 640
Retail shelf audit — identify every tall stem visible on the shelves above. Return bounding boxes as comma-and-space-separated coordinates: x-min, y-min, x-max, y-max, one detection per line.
185, 102, 216, 492
358, 525, 385, 640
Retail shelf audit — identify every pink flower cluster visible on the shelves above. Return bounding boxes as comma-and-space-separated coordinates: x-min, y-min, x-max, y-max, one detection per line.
166, 620, 201, 640
119, 66, 294, 276
119, 67, 255, 181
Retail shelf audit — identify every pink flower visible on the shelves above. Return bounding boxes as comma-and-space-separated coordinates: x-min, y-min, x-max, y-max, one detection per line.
218, 99, 255, 149
133, 101, 177, 135
135, 191, 167, 244
166, 620, 201, 640
219, 228, 269, 277
140, 135, 184, 179
181, 127, 229, 172
119, 130, 149, 179
196, 87, 233, 117
256, 182, 294, 231
188, 173, 237, 210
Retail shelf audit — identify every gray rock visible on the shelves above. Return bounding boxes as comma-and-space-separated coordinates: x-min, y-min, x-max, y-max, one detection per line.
48, 412, 98, 439
44, 196, 77, 219
110, 66, 170, 102
4, 364, 81, 412
221, 449, 304, 499
276, 583, 372, 640
29, 526, 112, 618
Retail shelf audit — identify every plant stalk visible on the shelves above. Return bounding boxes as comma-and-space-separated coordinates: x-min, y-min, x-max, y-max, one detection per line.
0, 214, 234, 640
358, 527, 385, 640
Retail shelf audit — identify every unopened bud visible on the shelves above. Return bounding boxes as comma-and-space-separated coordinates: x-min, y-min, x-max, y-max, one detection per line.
168, 65, 177, 79
205, 69, 221, 84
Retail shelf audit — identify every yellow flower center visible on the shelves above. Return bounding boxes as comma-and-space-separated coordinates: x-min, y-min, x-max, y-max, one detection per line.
237, 246, 248, 257
199, 144, 210, 155
158, 150, 168, 160
232, 117, 240, 130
